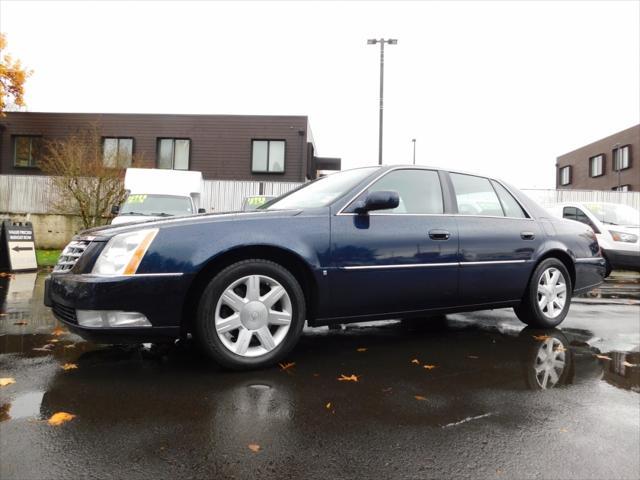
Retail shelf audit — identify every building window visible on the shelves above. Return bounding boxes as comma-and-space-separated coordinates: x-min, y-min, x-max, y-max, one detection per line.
103, 137, 133, 168
589, 154, 604, 177
559, 166, 571, 186
613, 145, 631, 171
252, 140, 285, 173
13, 136, 42, 168
157, 138, 190, 170
612, 185, 631, 192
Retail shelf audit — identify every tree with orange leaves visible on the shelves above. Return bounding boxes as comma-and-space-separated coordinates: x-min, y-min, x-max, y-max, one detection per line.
0, 32, 31, 115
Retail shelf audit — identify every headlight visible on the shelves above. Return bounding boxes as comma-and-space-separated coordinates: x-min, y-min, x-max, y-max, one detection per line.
609, 230, 638, 243
92, 229, 158, 275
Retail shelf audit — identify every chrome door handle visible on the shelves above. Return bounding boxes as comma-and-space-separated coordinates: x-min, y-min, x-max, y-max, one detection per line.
521, 231, 535, 240
429, 229, 451, 240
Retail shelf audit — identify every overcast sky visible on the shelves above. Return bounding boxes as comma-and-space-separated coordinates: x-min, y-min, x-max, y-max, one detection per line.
1, 0, 638, 188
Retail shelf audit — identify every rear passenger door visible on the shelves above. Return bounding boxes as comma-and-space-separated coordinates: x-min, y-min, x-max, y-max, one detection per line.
450, 173, 542, 305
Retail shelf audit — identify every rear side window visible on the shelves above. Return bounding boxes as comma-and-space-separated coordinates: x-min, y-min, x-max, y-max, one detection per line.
491, 181, 527, 218
362, 169, 444, 214
450, 173, 504, 217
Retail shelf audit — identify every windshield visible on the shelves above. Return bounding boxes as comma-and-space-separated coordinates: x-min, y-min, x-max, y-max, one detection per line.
119, 194, 193, 217
583, 203, 640, 227
261, 167, 379, 210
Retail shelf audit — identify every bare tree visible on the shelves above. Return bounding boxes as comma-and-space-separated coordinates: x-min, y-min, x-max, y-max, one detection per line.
40, 125, 146, 229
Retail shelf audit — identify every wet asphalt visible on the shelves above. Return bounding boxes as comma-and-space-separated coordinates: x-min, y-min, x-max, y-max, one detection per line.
1, 272, 639, 480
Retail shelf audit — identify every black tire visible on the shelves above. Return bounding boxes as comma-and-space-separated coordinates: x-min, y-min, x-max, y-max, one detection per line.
603, 255, 612, 278
514, 258, 572, 328
195, 259, 306, 370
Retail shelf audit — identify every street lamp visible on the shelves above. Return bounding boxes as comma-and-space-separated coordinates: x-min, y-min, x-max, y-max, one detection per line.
613, 142, 621, 191
412, 138, 416, 165
367, 38, 398, 165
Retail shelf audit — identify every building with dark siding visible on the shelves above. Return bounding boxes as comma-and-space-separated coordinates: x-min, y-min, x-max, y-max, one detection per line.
556, 124, 639, 191
0, 112, 340, 181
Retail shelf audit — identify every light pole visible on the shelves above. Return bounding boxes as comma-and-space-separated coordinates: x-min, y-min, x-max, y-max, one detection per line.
614, 142, 621, 191
411, 138, 416, 164
367, 38, 397, 165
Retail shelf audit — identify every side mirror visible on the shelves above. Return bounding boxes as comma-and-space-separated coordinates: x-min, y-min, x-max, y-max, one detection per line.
353, 190, 399, 214
197, 208, 206, 214
111, 205, 120, 215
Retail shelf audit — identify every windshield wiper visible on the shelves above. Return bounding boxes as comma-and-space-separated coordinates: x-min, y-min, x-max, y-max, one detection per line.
120, 212, 147, 216
150, 212, 174, 217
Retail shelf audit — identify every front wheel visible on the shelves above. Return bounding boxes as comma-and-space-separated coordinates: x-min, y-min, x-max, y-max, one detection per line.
195, 259, 306, 370
514, 258, 572, 328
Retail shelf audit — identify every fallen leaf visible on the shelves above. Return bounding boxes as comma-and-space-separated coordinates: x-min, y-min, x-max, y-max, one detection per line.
356, 348, 367, 352
623, 361, 638, 367
48, 412, 76, 426
13, 321, 27, 326
61, 363, 78, 371
0, 378, 16, 387
423, 364, 437, 370
279, 362, 295, 371
411, 358, 420, 365
414, 395, 427, 401
312, 373, 320, 377
325, 402, 332, 409
63, 344, 76, 349
554, 346, 567, 353
595, 354, 612, 361
337, 374, 359, 382
49, 339, 60, 343
247, 444, 261, 453
32, 344, 54, 352
51, 326, 66, 336
533, 335, 551, 341
382, 387, 393, 393
559, 428, 568, 433
0, 403, 10, 422
467, 355, 479, 359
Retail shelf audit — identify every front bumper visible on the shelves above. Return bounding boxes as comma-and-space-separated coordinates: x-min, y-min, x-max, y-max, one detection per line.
604, 248, 640, 272
45, 273, 191, 343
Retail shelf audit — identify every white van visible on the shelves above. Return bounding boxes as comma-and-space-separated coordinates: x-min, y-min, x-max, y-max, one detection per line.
111, 168, 204, 225
548, 202, 639, 275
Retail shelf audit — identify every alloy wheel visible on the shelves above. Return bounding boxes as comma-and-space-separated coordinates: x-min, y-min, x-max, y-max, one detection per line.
214, 274, 292, 357
536, 267, 567, 319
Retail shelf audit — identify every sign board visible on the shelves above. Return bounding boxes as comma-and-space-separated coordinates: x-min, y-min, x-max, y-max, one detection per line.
0, 220, 38, 272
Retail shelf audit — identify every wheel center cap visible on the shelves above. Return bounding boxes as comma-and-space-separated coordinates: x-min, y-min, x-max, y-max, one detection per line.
240, 301, 268, 330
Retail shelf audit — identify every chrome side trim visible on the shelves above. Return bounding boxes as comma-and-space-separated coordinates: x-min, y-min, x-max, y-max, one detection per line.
574, 257, 606, 264
460, 260, 528, 266
83, 273, 185, 278
341, 262, 459, 270
339, 259, 528, 270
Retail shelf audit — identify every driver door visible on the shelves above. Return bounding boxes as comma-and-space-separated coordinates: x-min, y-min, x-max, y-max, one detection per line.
327, 169, 459, 319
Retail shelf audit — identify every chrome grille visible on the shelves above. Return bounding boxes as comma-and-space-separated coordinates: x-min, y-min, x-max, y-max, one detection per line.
53, 240, 91, 273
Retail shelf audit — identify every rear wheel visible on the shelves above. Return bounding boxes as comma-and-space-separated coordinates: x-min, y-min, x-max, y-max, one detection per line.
195, 259, 306, 370
514, 258, 572, 328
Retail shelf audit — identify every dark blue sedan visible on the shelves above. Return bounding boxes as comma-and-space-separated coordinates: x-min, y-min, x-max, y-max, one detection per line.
45, 166, 605, 369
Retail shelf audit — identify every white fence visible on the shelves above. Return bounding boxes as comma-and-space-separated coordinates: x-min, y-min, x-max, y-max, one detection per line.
522, 188, 640, 211
1, 174, 638, 214
0, 174, 302, 214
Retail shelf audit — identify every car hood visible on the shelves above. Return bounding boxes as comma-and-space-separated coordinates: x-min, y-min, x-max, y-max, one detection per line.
78, 209, 304, 240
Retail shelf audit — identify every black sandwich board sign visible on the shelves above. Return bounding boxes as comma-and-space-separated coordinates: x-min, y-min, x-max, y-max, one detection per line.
0, 220, 38, 272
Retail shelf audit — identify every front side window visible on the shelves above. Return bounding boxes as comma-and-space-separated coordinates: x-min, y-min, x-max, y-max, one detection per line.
451, 173, 504, 217
157, 138, 190, 170
559, 166, 571, 186
103, 137, 133, 168
589, 154, 604, 177
13, 136, 42, 167
252, 140, 285, 173
613, 145, 630, 171
491, 181, 527, 218
354, 169, 444, 214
